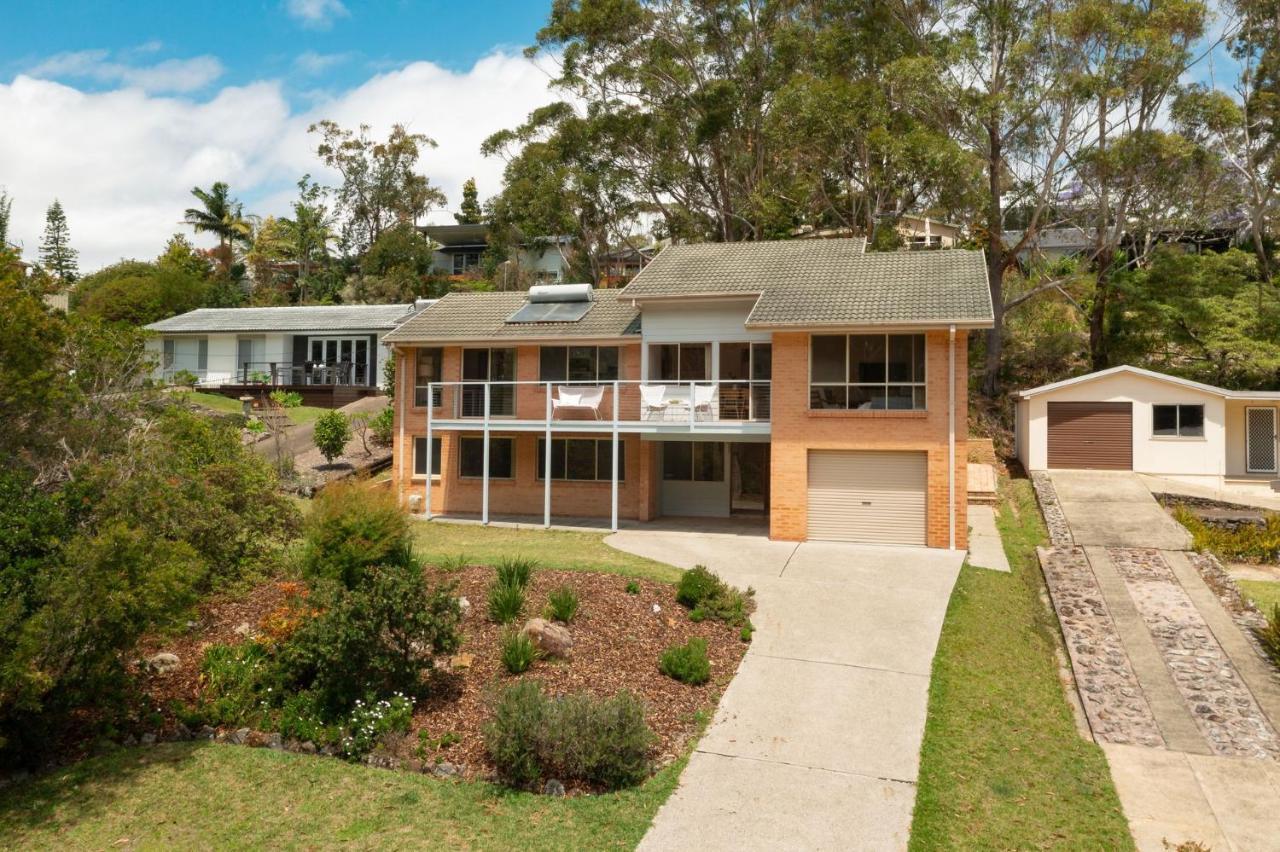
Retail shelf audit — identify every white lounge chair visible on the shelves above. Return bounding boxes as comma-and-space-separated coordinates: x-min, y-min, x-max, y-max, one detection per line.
692, 384, 719, 420
640, 384, 668, 420
552, 385, 605, 419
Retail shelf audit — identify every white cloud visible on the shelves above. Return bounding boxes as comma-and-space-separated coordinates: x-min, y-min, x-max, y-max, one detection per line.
0, 52, 559, 270
293, 50, 352, 76
284, 0, 349, 29
27, 49, 224, 94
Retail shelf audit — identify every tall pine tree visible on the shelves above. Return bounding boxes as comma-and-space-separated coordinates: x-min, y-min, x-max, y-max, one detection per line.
454, 177, 483, 224
39, 200, 78, 283
0, 190, 12, 249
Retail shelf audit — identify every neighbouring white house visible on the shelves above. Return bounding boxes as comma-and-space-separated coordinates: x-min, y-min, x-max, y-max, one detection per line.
1015, 365, 1280, 494
145, 301, 432, 407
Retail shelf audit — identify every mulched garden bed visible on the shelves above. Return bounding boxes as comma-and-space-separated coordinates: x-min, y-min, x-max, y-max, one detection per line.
135, 564, 749, 781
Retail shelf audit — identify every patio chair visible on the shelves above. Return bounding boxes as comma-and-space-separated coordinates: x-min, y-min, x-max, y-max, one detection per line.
692, 384, 719, 420
552, 385, 606, 419
640, 384, 668, 420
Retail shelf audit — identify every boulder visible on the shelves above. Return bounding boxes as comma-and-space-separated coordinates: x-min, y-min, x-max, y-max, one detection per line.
144, 652, 180, 674
520, 618, 574, 657
431, 761, 458, 778
543, 779, 566, 797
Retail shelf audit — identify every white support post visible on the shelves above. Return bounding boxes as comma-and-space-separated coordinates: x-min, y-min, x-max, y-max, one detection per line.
611, 380, 620, 532
396, 348, 405, 506
640, 341, 649, 383
544, 382, 552, 529
948, 325, 956, 551
688, 380, 695, 430
482, 382, 491, 526
424, 381, 433, 519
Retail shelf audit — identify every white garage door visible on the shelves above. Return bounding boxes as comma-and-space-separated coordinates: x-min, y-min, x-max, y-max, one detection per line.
807, 450, 928, 545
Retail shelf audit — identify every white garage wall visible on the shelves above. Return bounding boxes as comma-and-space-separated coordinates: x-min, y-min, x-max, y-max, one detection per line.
1021, 372, 1225, 485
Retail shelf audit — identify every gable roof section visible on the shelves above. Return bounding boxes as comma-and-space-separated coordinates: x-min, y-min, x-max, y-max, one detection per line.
146, 304, 420, 334
617, 238, 993, 328
1016, 365, 1280, 400
384, 289, 640, 343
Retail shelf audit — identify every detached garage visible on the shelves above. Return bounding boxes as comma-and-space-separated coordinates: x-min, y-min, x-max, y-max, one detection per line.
1014, 365, 1280, 492
807, 450, 928, 546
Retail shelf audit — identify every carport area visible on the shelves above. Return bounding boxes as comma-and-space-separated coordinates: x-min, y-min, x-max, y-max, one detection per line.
607, 527, 963, 851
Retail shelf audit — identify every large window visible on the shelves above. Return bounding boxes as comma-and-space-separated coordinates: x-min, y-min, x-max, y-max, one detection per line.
719, 342, 771, 420
452, 252, 482, 274
414, 348, 442, 408
162, 336, 208, 374
651, 343, 709, 381
413, 436, 442, 476
461, 348, 516, 416
1153, 404, 1204, 437
537, 438, 624, 481
809, 334, 926, 411
662, 442, 724, 482
539, 346, 619, 383
459, 436, 514, 478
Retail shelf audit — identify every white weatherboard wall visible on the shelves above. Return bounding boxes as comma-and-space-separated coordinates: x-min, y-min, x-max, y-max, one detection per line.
1019, 371, 1225, 486
639, 299, 768, 344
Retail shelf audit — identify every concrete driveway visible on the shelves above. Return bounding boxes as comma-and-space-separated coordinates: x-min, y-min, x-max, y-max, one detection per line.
606, 528, 963, 851
1047, 470, 1191, 549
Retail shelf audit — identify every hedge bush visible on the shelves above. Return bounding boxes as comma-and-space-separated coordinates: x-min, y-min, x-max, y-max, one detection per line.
484, 680, 655, 790
674, 565, 754, 628
313, 410, 351, 464
301, 482, 413, 588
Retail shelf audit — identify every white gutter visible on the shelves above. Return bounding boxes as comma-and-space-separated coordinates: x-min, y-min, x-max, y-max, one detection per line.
948, 325, 957, 551
395, 346, 406, 507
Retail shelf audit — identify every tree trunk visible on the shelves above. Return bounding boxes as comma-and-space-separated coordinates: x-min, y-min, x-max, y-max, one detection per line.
1089, 266, 1110, 371
980, 126, 1005, 397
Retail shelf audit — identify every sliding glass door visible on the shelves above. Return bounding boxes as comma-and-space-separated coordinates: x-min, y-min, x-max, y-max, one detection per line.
308, 336, 371, 386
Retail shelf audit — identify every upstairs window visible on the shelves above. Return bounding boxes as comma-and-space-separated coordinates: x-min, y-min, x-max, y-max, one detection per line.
810, 334, 926, 411
539, 346, 620, 383
1153, 404, 1204, 437
651, 343, 709, 381
414, 347, 442, 408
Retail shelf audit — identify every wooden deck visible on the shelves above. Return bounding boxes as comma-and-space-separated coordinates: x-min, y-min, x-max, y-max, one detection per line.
209, 383, 383, 409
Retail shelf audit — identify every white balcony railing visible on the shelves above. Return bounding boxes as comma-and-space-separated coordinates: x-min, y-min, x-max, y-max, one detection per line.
422, 379, 771, 425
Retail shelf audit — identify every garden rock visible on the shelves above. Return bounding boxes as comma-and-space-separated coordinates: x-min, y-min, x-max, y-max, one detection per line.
229, 727, 251, 745
300, 741, 317, 755
233, 622, 253, 638
140, 733, 156, 746
458, 596, 472, 617
520, 618, 574, 657
543, 779, 566, 797
431, 761, 458, 778
266, 733, 283, 750
144, 652, 181, 674
198, 725, 216, 740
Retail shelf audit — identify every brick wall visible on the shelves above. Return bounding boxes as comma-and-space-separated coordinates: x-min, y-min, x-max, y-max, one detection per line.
768, 330, 970, 549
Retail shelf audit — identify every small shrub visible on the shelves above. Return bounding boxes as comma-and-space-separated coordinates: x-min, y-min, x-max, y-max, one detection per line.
676, 566, 721, 608
484, 681, 655, 790
489, 579, 526, 624
545, 586, 579, 623
198, 641, 283, 725
277, 690, 340, 747
1256, 604, 1280, 667
301, 481, 413, 588
437, 553, 468, 573
739, 623, 754, 643
675, 566, 754, 628
416, 729, 460, 758
170, 368, 199, 388
269, 389, 302, 408
659, 638, 711, 685
369, 407, 394, 447
625, 580, 640, 595
501, 630, 537, 674
495, 556, 536, 589
1174, 505, 1280, 563
313, 410, 352, 464
339, 694, 414, 758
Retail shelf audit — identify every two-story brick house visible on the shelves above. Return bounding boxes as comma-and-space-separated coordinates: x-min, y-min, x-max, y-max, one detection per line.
384, 238, 993, 550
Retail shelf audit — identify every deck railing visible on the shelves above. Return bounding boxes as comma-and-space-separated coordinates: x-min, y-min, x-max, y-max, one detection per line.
235, 361, 373, 387
423, 379, 771, 424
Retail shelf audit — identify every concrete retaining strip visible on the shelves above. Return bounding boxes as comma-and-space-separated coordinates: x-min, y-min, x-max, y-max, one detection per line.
1082, 546, 1212, 754
1163, 549, 1280, 732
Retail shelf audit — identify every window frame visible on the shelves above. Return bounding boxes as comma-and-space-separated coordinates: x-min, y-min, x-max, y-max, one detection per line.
412, 436, 443, 478
1152, 403, 1205, 438
452, 251, 482, 275
808, 333, 927, 411
538, 345, 620, 384
458, 436, 515, 479
661, 441, 725, 482
536, 438, 625, 482
413, 347, 443, 408
651, 343, 710, 382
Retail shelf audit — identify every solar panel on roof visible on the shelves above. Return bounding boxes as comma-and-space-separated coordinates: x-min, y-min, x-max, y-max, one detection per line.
506, 301, 594, 323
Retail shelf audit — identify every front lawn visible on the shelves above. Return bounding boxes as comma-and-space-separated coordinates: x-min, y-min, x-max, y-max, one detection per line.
0, 741, 684, 851
1239, 578, 1280, 613
186, 390, 328, 427
910, 478, 1134, 850
413, 523, 682, 584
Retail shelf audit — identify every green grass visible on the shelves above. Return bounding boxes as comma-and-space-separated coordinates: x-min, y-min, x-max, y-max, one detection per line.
1239, 579, 1280, 613
910, 478, 1134, 850
0, 741, 687, 850
186, 391, 328, 427
413, 523, 681, 583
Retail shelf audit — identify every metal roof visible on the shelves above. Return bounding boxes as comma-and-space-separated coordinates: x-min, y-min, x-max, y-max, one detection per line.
384, 289, 640, 342
146, 303, 424, 334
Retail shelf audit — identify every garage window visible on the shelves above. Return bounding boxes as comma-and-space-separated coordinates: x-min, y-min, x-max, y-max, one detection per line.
1153, 404, 1204, 437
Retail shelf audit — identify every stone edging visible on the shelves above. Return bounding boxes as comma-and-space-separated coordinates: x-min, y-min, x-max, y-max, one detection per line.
1031, 472, 1074, 547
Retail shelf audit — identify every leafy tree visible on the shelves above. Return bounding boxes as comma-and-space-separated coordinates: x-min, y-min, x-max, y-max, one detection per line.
313, 410, 351, 464
309, 120, 446, 255
72, 260, 207, 325
183, 182, 254, 274
157, 234, 212, 279
350, 221, 437, 301
291, 176, 337, 302
455, 177, 483, 224
39, 200, 78, 283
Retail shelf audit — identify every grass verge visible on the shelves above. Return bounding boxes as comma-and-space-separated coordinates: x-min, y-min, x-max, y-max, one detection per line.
1239, 578, 1280, 612
412, 523, 682, 583
0, 740, 686, 850
910, 477, 1133, 850
186, 391, 328, 427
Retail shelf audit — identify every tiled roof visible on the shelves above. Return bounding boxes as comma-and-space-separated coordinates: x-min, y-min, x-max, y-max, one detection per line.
746, 250, 992, 327
147, 303, 423, 334
618, 238, 991, 327
383, 289, 640, 342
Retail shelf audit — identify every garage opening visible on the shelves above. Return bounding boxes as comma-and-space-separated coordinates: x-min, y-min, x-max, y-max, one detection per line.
1047, 402, 1133, 470
807, 450, 927, 545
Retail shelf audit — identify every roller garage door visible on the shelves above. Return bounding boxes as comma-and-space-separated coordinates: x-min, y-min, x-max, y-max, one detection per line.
807, 450, 927, 545
1046, 401, 1133, 470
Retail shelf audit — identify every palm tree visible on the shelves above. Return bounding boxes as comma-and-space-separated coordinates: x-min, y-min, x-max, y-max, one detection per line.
183, 182, 254, 273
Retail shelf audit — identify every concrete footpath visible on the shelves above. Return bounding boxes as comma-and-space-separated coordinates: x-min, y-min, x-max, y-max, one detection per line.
606, 529, 962, 851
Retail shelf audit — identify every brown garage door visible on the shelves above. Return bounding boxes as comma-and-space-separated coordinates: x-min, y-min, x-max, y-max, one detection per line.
1047, 402, 1133, 470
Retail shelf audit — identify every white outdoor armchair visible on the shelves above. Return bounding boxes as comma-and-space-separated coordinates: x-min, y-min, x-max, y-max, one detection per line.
552, 385, 606, 419
639, 384, 668, 420
692, 383, 719, 419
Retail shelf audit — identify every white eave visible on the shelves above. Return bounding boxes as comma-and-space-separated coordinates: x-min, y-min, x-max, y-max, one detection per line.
1015, 365, 1280, 401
